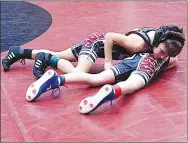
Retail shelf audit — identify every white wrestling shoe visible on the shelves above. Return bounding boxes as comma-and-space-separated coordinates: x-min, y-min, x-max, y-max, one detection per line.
78, 84, 115, 114
26, 69, 61, 101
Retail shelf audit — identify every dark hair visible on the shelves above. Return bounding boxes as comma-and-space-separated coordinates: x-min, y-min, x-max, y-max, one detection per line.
153, 24, 185, 57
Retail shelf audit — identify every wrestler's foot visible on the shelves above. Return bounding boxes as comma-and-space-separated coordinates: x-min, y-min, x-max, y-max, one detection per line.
26, 69, 62, 101
33, 52, 51, 79
78, 84, 115, 114
2, 46, 25, 71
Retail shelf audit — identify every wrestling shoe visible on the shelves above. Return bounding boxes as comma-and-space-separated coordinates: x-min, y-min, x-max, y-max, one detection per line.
33, 52, 51, 79
26, 69, 61, 101
2, 46, 25, 71
78, 84, 115, 114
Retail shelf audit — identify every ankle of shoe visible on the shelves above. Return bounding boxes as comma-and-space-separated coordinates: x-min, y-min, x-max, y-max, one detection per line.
48, 54, 53, 59
50, 55, 59, 69
59, 75, 65, 86
23, 49, 33, 59
113, 85, 122, 99
44, 53, 52, 64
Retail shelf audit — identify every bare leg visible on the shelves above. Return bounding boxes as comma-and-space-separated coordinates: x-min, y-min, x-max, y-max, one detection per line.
32, 47, 97, 74
31, 48, 76, 61
62, 68, 115, 86
56, 59, 76, 73
116, 74, 145, 95
73, 57, 93, 72
78, 73, 145, 114
57, 56, 93, 73
26, 69, 115, 101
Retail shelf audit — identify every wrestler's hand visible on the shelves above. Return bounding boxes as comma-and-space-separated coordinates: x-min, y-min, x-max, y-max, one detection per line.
104, 61, 113, 69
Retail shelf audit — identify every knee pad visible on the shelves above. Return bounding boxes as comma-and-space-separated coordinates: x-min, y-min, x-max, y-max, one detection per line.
50, 55, 59, 69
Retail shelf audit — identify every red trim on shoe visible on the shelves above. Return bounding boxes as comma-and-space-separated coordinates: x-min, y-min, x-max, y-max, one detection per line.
113, 85, 122, 99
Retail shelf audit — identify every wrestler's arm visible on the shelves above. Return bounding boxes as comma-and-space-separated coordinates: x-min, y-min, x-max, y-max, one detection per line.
104, 32, 147, 69
164, 56, 178, 70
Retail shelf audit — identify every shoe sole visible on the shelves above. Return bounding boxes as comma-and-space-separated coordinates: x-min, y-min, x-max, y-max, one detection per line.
78, 84, 113, 114
26, 69, 56, 102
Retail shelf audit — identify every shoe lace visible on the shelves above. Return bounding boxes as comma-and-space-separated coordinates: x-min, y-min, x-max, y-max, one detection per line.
50, 85, 68, 98
18, 58, 26, 65
51, 87, 61, 98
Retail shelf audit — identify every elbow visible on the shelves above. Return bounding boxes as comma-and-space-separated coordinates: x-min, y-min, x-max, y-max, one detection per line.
105, 32, 113, 41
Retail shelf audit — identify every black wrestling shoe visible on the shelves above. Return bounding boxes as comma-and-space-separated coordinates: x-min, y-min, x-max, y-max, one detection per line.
2, 46, 25, 71
33, 52, 51, 79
